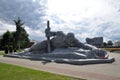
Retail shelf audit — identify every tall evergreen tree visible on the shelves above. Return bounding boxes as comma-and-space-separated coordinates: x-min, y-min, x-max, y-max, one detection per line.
14, 17, 30, 50
1, 18, 30, 51
14, 17, 24, 50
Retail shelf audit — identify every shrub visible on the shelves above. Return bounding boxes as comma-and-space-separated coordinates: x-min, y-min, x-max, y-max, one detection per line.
14, 48, 16, 52
4, 45, 9, 54
9, 45, 13, 53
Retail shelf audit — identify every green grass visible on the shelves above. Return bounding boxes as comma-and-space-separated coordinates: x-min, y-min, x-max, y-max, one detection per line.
101, 48, 120, 52
17, 49, 24, 52
0, 49, 24, 55
0, 51, 5, 55
0, 62, 84, 80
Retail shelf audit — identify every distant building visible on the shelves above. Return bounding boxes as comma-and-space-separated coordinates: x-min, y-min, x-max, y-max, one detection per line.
86, 37, 103, 47
113, 40, 120, 47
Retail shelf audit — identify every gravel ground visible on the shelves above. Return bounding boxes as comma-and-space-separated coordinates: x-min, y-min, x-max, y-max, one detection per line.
0, 52, 120, 80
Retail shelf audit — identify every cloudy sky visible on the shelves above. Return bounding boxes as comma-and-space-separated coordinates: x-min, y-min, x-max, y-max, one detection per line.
0, 0, 120, 42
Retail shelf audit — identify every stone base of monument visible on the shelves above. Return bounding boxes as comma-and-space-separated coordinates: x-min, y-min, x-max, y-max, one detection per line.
4, 50, 115, 65
4, 52, 87, 60
39, 57, 115, 65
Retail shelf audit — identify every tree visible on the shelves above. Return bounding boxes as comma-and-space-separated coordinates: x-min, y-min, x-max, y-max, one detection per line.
103, 42, 107, 47
1, 18, 30, 51
14, 17, 24, 50
14, 17, 30, 50
4, 45, 9, 54
107, 40, 113, 47
1, 30, 14, 53
11, 31, 16, 51
1, 30, 12, 47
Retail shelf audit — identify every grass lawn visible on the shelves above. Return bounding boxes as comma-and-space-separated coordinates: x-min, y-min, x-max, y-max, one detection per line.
0, 50, 24, 55
0, 51, 5, 55
102, 48, 120, 52
0, 62, 84, 80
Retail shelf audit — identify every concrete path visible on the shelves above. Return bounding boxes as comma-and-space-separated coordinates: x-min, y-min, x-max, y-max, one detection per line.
0, 52, 120, 80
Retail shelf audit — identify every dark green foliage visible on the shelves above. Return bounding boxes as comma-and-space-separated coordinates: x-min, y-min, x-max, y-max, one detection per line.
107, 40, 113, 46
0, 38, 2, 50
103, 42, 107, 47
13, 48, 17, 52
4, 45, 9, 54
4, 45, 13, 54
0, 51, 5, 55
1, 31, 13, 50
14, 17, 30, 50
1, 17, 30, 51
103, 41, 113, 48
9, 45, 13, 53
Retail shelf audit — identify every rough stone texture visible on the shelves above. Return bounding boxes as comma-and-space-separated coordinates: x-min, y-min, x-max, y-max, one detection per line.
4, 47, 109, 60
86, 49, 108, 59
4, 29, 115, 65
3, 30, 115, 64
86, 37, 103, 47
29, 31, 95, 53
65, 33, 76, 47
2, 20, 116, 66
27, 31, 109, 60
29, 40, 47, 53
51, 31, 67, 48
4, 48, 114, 65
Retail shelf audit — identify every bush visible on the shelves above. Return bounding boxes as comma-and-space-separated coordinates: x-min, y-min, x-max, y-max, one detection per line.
4, 45, 9, 54
9, 45, 13, 53
14, 48, 17, 52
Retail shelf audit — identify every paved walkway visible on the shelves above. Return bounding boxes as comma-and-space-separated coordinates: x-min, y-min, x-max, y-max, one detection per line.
0, 52, 120, 80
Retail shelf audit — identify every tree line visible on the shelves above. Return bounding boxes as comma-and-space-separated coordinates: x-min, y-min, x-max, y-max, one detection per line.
103, 40, 113, 47
0, 18, 30, 53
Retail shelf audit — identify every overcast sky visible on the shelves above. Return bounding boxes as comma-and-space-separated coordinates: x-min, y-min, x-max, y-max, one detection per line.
0, 0, 120, 42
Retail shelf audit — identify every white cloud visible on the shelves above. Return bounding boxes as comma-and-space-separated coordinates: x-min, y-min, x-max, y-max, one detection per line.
46, 0, 120, 42
0, 20, 45, 41
32, 0, 36, 2
0, 0, 120, 42
47, 0, 116, 21
0, 0, 47, 29
0, 20, 16, 34
0, 0, 47, 41
25, 26, 44, 38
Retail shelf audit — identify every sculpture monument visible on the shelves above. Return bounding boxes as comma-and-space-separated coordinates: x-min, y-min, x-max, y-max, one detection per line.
4, 20, 115, 65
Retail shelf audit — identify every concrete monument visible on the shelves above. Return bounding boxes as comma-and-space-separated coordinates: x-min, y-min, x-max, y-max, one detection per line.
86, 37, 103, 47
4, 21, 115, 65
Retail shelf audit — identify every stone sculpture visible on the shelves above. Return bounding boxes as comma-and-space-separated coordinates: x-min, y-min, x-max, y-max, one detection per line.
86, 37, 103, 47
29, 21, 107, 59
4, 20, 115, 65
